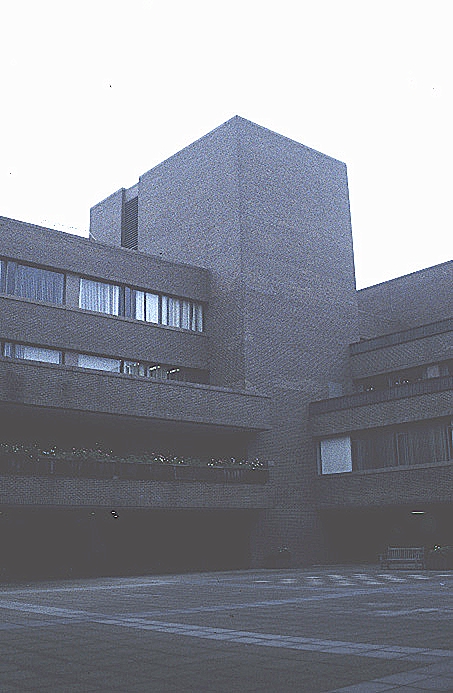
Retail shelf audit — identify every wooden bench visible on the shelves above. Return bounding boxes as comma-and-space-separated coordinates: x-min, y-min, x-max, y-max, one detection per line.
379, 546, 425, 570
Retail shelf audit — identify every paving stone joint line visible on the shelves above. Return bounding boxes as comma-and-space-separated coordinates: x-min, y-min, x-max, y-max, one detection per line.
0, 598, 452, 664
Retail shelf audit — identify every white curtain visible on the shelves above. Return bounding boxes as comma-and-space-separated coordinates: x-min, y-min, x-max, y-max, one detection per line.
192, 302, 203, 332
15, 345, 61, 364
145, 293, 159, 323
13, 263, 64, 304
181, 300, 191, 329
136, 291, 145, 320
78, 354, 120, 372
79, 279, 119, 315
168, 297, 181, 327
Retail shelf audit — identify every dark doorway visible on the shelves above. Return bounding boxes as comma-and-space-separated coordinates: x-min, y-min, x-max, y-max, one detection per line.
320, 503, 453, 564
0, 507, 257, 580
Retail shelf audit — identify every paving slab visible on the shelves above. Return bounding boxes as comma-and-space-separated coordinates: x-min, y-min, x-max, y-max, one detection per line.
0, 566, 452, 692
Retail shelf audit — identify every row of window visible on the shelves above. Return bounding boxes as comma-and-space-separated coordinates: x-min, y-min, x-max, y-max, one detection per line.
3, 343, 62, 364
76, 353, 208, 383
79, 280, 203, 331
0, 258, 204, 332
356, 362, 453, 393
351, 420, 453, 471
1, 342, 208, 385
319, 419, 453, 474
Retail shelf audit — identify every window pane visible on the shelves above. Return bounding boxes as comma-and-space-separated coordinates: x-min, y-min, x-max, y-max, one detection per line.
135, 291, 145, 321
78, 354, 120, 372
193, 302, 203, 332
148, 364, 166, 380
125, 288, 145, 320
426, 365, 440, 379
6, 263, 64, 304
123, 360, 146, 376
145, 293, 159, 323
161, 295, 168, 325
167, 297, 181, 327
167, 367, 182, 381
181, 300, 191, 330
15, 344, 61, 364
320, 437, 352, 474
0, 260, 5, 292
79, 279, 119, 315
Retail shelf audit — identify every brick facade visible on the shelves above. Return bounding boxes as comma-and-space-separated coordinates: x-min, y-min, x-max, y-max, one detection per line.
1, 117, 452, 575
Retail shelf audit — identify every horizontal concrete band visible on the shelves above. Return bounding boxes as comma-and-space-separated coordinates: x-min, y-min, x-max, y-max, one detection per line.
1, 598, 452, 663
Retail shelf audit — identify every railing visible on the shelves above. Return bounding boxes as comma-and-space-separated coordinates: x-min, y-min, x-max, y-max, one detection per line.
350, 317, 453, 355
0, 455, 269, 485
309, 375, 453, 415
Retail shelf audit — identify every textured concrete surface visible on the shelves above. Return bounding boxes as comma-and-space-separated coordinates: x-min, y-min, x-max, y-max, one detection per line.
0, 566, 452, 692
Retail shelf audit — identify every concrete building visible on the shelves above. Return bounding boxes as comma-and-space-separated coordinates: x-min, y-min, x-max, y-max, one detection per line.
1, 117, 452, 578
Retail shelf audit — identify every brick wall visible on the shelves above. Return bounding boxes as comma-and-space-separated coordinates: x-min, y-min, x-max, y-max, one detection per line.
358, 261, 453, 338
89, 116, 360, 565
350, 329, 453, 379
316, 462, 453, 508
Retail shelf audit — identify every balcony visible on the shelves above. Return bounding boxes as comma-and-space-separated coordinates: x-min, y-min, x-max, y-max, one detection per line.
310, 375, 453, 415
350, 319, 453, 380
350, 317, 453, 355
309, 376, 453, 436
0, 446, 271, 510
315, 460, 453, 509
0, 296, 208, 371
0, 358, 271, 433
0, 454, 269, 485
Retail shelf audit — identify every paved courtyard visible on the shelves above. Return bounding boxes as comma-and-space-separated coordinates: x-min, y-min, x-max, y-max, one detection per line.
0, 565, 452, 692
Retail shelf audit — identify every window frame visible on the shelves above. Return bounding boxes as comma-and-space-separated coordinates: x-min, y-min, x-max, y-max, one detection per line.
0, 257, 65, 305
79, 274, 204, 333
2, 341, 63, 365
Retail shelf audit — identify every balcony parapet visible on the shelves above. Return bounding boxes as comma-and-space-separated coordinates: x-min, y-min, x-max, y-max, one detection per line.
350, 317, 453, 355
309, 375, 453, 415
0, 358, 271, 432
0, 454, 269, 484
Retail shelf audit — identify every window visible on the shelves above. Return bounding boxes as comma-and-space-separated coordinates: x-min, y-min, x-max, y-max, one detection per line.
167, 367, 182, 381
161, 295, 203, 331
147, 364, 182, 381
319, 437, 352, 474
122, 360, 208, 384
351, 419, 453, 471
1, 260, 64, 304
145, 293, 159, 323
83, 277, 203, 332
125, 288, 141, 320
426, 365, 440, 379
187, 300, 203, 332
396, 432, 411, 466
2, 336, 208, 384
162, 296, 180, 327
148, 364, 167, 380
1, 258, 204, 331
77, 354, 121, 372
122, 360, 146, 376
355, 363, 446, 394
3, 342, 61, 364
79, 279, 120, 315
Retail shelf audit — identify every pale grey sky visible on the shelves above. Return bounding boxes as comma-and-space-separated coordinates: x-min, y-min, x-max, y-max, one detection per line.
1, 0, 451, 288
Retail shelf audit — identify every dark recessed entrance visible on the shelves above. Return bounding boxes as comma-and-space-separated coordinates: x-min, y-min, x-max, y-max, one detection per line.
320, 503, 453, 565
0, 508, 259, 580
